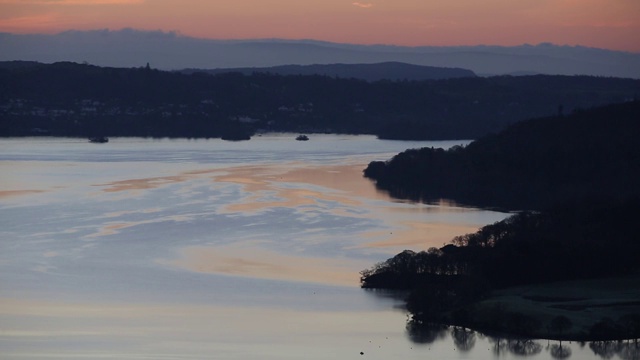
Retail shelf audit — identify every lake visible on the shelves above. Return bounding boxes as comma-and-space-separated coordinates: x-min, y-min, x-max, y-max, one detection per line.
0, 135, 624, 359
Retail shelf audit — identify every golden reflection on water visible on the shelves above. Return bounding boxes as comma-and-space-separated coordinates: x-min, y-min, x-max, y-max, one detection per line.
2, 159, 494, 284
97, 175, 192, 192
83, 161, 491, 281
167, 245, 367, 287
155, 162, 488, 284
101, 207, 164, 218
0, 142, 519, 359
85, 214, 197, 238
0, 190, 45, 198
359, 221, 480, 250
214, 164, 368, 213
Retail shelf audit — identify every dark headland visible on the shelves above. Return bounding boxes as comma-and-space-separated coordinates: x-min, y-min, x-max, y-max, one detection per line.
361, 101, 640, 341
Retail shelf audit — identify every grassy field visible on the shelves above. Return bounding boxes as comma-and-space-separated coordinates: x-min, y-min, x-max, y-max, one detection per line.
471, 274, 640, 340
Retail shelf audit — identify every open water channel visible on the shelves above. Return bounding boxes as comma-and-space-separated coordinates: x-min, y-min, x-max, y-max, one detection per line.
0, 135, 628, 359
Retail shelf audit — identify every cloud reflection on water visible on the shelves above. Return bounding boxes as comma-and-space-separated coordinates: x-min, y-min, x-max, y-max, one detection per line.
0, 297, 410, 359
168, 244, 366, 287
0, 137, 537, 359
80, 161, 504, 284
0, 190, 46, 198
359, 221, 481, 250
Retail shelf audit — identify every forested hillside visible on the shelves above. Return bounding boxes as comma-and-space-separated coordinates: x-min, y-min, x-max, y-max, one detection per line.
364, 100, 640, 211
1, 61, 638, 139
362, 198, 640, 291
181, 62, 477, 81
361, 102, 640, 339
360, 198, 640, 340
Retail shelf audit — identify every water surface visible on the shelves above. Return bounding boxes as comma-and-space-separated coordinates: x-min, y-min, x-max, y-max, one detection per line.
1, 135, 616, 359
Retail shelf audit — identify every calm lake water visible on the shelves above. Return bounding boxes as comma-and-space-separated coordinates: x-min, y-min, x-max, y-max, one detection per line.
0, 135, 625, 359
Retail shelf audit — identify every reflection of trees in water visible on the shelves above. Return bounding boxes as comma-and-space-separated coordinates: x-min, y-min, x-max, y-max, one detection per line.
507, 338, 543, 356
488, 336, 542, 357
550, 344, 572, 359
362, 288, 409, 303
405, 321, 448, 344
590, 341, 640, 360
405, 319, 640, 359
617, 342, 640, 360
451, 327, 476, 352
588, 314, 640, 359
590, 341, 622, 359
488, 336, 509, 356
362, 288, 410, 311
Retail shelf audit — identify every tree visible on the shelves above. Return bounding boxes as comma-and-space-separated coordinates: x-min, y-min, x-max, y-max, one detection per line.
549, 315, 573, 341
619, 314, 640, 344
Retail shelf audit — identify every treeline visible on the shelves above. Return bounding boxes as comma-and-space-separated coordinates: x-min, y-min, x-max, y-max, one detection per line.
1, 61, 639, 139
364, 100, 640, 211
181, 61, 477, 82
362, 198, 640, 290
360, 198, 640, 339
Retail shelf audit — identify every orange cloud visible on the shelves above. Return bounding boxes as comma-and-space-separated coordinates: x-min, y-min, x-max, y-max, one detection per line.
0, 0, 143, 4
1, 0, 639, 52
0, 13, 63, 32
352, 2, 373, 8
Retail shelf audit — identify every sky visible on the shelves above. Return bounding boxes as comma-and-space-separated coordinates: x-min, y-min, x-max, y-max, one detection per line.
0, 0, 639, 52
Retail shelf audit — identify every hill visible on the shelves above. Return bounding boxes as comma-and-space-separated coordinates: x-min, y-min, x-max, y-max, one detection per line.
361, 102, 640, 339
1, 61, 639, 139
364, 100, 640, 210
1, 29, 639, 78
181, 62, 476, 81
361, 200, 640, 340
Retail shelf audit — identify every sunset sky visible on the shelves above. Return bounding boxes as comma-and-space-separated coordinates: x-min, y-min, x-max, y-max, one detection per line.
1, 0, 639, 52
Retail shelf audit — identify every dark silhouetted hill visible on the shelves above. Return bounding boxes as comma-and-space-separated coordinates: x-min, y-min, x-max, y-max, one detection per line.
364, 100, 640, 210
181, 62, 476, 81
1, 61, 639, 139
360, 197, 640, 340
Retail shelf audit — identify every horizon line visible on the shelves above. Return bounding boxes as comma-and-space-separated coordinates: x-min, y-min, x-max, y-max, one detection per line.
3, 27, 639, 54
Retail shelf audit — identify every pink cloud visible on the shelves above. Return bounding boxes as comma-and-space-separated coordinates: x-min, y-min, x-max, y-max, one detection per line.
352, 2, 373, 9
0, 0, 143, 4
0, 13, 62, 31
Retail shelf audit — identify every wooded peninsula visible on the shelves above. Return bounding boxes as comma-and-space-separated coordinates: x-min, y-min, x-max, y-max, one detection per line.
361, 101, 640, 341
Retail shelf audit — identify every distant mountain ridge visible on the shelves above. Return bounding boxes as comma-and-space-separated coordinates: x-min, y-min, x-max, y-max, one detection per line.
181, 62, 476, 81
1, 29, 639, 78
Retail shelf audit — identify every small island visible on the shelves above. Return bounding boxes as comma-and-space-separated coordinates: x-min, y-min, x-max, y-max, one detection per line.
361, 100, 640, 341
88, 136, 109, 143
